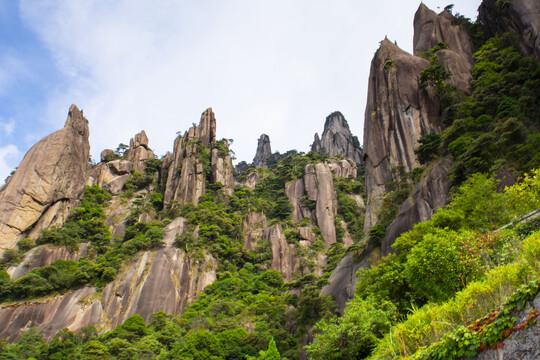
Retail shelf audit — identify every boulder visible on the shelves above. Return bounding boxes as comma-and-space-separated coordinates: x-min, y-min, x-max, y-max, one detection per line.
124, 130, 155, 173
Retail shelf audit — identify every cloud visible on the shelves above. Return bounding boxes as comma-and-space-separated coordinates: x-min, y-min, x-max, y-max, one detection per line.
17, 0, 482, 167
0, 145, 21, 184
0, 119, 15, 136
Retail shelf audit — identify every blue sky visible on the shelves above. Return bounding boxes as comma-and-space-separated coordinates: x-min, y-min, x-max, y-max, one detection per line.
0, 0, 482, 182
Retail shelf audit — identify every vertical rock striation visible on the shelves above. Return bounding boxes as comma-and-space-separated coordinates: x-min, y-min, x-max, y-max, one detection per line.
311, 112, 363, 164
163, 108, 233, 205
0, 105, 90, 253
363, 4, 474, 232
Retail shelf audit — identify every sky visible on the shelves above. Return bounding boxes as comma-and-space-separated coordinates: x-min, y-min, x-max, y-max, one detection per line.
0, 0, 482, 182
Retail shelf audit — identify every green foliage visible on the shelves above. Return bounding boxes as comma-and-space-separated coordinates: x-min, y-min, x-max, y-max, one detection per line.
306, 296, 396, 359
439, 34, 540, 185
415, 133, 442, 164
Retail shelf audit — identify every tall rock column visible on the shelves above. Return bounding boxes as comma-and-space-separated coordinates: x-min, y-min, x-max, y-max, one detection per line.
0, 105, 90, 253
124, 130, 156, 173
253, 134, 272, 168
163, 108, 233, 206
363, 39, 441, 232
311, 112, 363, 164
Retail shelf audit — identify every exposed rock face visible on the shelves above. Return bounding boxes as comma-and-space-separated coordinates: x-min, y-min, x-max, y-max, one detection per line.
414, 4, 474, 92
89, 160, 135, 195
7, 244, 89, 281
211, 143, 234, 195
381, 157, 452, 256
243, 212, 267, 252
163, 108, 233, 205
479, 0, 540, 62
0, 217, 218, 341
265, 224, 298, 283
321, 244, 376, 314
311, 112, 363, 164
0, 105, 90, 253
124, 130, 155, 173
414, 4, 474, 59
253, 134, 272, 168
363, 39, 441, 232
363, 5, 474, 233
0, 287, 102, 342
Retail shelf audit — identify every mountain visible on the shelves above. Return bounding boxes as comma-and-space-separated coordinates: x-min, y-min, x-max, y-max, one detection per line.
0, 1, 539, 359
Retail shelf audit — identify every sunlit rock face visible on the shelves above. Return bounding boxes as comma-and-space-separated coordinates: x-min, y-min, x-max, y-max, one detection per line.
163, 108, 233, 205
253, 134, 272, 168
0, 105, 90, 254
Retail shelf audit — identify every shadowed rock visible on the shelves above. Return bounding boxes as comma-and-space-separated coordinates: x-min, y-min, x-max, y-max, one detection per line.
311, 112, 363, 164
381, 157, 452, 256
479, 0, 540, 61
0, 105, 90, 254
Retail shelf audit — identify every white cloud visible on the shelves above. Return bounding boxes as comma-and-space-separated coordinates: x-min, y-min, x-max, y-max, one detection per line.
17, 0, 482, 166
0, 145, 21, 184
0, 119, 15, 136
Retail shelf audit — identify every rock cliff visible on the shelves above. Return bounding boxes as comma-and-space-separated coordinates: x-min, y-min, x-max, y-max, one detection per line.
0, 217, 217, 341
380, 156, 452, 256
363, 4, 474, 232
0, 105, 90, 254
479, 0, 540, 62
253, 134, 272, 168
163, 108, 233, 205
311, 112, 363, 164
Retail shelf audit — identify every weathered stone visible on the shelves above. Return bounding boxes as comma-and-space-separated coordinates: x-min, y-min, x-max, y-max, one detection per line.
100, 149, 115, 162
0, 105, 90, 254
311, 112, 363, 164
381, 157, 452, 256
0, 287, 101, 342
107, 160, 134, 175
7, 244, 89, 281
362, 39, 441, 232
346, 194, 365, 208
253, 134, 272, 168
211, 145, 234, 196
124, 131, 155, 173
479, 0, 540, 62
243, 212, 267, 252
298, 227, 316, 243
102, 174, 131, 195
305, 163, 337, 247
285, 179, 311, 222
265, 224, 298, 283
327, 159, 357, 178
244, 171, 259, 190
163, 108, 218, 206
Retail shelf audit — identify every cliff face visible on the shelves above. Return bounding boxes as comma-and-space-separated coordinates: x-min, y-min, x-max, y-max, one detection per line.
311, 112, 363, 164
363, 4, 474, 233
163, 108, 233, 205
0, 217, 217, 341
479, 0, 540, 61
0, 105, 90, 254
362, 39, 441, 231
